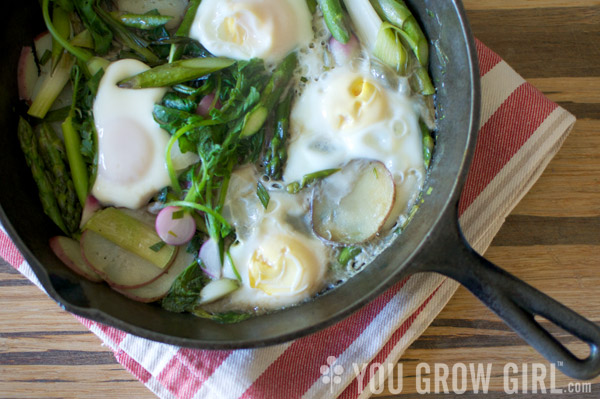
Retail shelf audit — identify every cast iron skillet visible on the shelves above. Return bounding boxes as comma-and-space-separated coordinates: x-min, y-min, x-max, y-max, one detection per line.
1, 0, 599, 380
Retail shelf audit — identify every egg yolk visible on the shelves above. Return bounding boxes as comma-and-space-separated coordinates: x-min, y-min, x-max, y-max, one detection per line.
248, 235, 318, 296
323, 75, 390, 132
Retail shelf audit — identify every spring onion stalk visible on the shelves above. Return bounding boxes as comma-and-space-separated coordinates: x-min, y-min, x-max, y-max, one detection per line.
370, 0, 429, 66
51, 5, 71, 71
375, 23, 408, 73
27, 52, 75, 119
343, 0, 408, 73
343, 0, 383, 51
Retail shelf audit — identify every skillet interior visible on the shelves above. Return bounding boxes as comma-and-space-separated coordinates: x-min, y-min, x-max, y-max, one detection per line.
0, 0, 479, 348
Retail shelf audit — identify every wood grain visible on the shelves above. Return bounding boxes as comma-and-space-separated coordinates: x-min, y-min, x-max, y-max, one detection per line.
1, 2, 600, 399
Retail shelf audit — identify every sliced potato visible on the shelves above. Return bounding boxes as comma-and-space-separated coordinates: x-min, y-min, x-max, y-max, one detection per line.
81, 230, 175, 289
116, 250, 196, 303
49, 236, 103, 282
311, 159, 396, 245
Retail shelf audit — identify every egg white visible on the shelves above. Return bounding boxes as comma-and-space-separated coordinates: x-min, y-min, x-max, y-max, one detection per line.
92, 59, 197, 209
189, 0, 313, 64
209, 167, 330, 311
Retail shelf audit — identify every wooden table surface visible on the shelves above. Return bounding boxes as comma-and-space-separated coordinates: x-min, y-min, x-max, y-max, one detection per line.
2, 1, 600, 398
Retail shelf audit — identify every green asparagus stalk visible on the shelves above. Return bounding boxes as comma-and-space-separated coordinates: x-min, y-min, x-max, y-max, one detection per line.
410, 66, 435, 96
118, 57, 235, 89
264, 90, 293, 179
241, 53, 297, 137
420, 120, 434, 169
63, 66, 89, 207
17, 117, 68, 234
119, 13, 173, 30
286, 169, 341, 194
318, 0, 351, 44
38, 123, 82, 234
169, 0, 202, 63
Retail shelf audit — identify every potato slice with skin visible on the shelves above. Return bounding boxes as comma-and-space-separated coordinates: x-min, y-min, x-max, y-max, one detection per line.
50, 236, 103, 282
81, 230, 176, 289
311, 159, 396, 245
115, 250, 196, 303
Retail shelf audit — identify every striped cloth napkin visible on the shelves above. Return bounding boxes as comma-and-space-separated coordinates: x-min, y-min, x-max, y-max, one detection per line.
0, 40, 576, 399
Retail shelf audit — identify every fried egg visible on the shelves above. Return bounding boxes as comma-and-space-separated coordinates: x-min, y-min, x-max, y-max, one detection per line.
92, 59, 197, 209
189, 0, 313, 64
212, 167, 329, 310
284, 63, 426, 219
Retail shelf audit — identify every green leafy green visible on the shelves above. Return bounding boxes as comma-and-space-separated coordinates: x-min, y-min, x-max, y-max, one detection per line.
162, 262, 210, 313
72, 0, 113, 55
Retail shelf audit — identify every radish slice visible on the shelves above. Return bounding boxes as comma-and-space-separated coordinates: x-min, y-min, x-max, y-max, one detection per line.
199, 238, 222, 279
81, 230, 175, 289
116, 250, 196, 303
329, 34, 360, 66
50, 236, 103, 282
311, 159, 396, 244
79, 195, 102, 229
155, 206, 196, 245
196, 93, 221, 117
17, 46, 37, 102
198, 278, 239, 305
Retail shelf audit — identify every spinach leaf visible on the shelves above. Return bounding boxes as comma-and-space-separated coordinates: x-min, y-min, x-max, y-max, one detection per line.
162, 262, 209, 313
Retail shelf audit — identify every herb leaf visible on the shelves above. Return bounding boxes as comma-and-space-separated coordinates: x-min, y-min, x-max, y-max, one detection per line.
256, 181, 270, 209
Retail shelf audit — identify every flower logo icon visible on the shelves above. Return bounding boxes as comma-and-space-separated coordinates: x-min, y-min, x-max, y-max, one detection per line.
320, 356, 344, 392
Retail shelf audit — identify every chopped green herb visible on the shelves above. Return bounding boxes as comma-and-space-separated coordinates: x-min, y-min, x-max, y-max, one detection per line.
172, 210, 184, 220
256, 181, 270, 209
338, 246, 362, 266
149, 241, 167, 252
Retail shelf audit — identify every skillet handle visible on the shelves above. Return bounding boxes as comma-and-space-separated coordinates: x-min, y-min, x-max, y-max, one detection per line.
421, 215, 600, 380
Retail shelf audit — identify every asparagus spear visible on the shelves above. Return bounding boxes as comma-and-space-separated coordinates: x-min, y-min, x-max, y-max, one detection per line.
420, 120, 434, 169
38, 123, 82, 234
17, 117, 68, 234
241, 53, 297, 137
118, 57, 235, 89
286, 169, 341, 194
264, 90, 293, 180
63, 66, 89, 206
318, 0, 351, 44
119, 13, 173, 30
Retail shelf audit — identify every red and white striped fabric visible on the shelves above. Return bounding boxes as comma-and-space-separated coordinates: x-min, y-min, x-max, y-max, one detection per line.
0, 40, 576, 399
